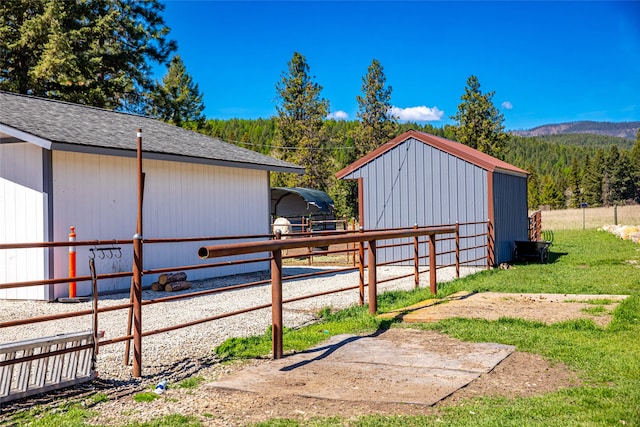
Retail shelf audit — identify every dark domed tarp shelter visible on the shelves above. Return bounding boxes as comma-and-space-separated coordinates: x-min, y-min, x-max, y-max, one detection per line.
270, 187, 336, 231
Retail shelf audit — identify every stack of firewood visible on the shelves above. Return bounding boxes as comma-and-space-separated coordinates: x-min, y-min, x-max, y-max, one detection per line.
150, 272, 191, 292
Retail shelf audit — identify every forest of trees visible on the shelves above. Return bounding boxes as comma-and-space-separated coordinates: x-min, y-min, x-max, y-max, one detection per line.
198, 116, 640, 214
2, 0, 639, 217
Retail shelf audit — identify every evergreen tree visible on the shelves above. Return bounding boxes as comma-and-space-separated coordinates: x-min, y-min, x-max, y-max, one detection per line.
451, 75, 509, 159
332, 59, 398, 220
0, 0, 176, 111
630, 129, 640, 203
539, 175, 565, 209
526, 164, 541, 210
632, 129, 640, 164
150, 55, 205, 128
582, 150, 604, 206
611, 150, 635, 203
567, 156, 582, 208
603, 145, 618, 205
351, 59, 398, 160
273, 52, 330, 190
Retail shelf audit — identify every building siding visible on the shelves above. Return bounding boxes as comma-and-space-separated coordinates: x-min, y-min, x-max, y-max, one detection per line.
492, 172, 529, 263
0, 143, 49, 300
50, 151, 270, 299
344, 138, 489, 266
1, 142, 44, 191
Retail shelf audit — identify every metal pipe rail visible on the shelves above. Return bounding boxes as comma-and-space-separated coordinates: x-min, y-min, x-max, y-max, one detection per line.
2, 221, 493, 378
198, 225, 455, 360
198, 226, 454, 259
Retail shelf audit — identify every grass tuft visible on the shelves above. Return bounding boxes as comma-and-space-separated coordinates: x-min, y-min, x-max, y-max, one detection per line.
132, 392, 159, 403
177, 376, 205, 389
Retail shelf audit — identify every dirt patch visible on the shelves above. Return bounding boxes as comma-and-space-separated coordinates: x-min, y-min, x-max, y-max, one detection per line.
81, 330, 581, 427
403, 292, 628, 327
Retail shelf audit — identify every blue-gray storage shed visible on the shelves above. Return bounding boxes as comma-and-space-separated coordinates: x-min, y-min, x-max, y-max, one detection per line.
335, 130, 529, 265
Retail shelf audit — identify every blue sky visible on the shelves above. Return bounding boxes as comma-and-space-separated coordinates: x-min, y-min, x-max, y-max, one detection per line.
158, 1, 640, 130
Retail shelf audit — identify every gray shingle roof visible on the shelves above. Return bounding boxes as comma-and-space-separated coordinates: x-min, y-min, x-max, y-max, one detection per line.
0, 91, 304, 174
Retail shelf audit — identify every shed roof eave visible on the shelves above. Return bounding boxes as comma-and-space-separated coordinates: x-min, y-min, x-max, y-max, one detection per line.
0, 123, 52, 149
493, 167, 529, 178
336, 130, 528, 179
48, 141, 306, 174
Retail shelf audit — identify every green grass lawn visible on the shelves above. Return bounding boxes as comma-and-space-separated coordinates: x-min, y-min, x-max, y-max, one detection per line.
7, 230, 640, 427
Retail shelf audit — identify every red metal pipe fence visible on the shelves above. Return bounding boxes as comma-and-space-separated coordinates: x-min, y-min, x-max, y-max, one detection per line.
1, 221, 493, 378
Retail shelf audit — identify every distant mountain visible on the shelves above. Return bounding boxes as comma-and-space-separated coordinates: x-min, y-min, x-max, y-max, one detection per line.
511, 121, 640, 140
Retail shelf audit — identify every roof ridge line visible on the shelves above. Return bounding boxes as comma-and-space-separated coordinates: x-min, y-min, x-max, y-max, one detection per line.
0, 90, 153, 120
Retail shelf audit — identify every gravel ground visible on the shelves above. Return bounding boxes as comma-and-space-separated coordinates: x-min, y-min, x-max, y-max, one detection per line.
0, 265, 479, 393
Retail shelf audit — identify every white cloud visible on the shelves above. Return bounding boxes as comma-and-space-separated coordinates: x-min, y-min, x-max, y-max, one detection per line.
389, 105, 444, 122
501, 101, 513, 110
327, 110, 349, 120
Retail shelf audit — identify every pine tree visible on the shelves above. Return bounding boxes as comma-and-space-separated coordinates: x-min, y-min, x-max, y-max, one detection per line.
567, 156, 582, 208
0, 0, 176, 111
630, 129, 640, 203
351, 59, 398, 160
150, 55, 205, 128
602, 145, 616, 205
539, 175, 565, 209
273, 52, 330, 190
451, 75, 509, 159
611, 150, 635, 203
526, 164, 541, 210
582, 150, 604, 206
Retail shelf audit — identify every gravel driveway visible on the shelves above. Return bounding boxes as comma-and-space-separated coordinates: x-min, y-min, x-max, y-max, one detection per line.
0, 265, 479, 384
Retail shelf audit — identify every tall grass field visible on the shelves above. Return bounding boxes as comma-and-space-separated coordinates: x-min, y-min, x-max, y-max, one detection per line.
540, 205, 640, 230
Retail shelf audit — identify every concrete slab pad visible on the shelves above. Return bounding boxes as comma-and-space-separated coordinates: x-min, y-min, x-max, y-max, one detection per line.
208, 329, 515, 405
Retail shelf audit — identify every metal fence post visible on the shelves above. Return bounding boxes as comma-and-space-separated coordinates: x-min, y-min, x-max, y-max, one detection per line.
351, 218, 356, 266
486, 220, 493, 269
455, 222, 460, 278
413, 224, 419, 288
271, 231, 283, 359
429, 234, 437, 295
132, 128, 144, 378
367, 239, 377, 314
132, 233, 143, 377
358, 227, 365, 306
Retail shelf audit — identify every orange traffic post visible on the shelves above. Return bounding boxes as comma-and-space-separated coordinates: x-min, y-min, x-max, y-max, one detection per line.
69, 226, 76, 298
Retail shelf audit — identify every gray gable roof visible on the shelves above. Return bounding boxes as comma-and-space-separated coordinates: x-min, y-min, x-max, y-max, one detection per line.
0, 91, 303, 174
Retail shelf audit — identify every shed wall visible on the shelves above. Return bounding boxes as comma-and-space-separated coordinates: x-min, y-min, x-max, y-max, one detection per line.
492, 172, 529, 263
0, 143, 49, 300
344, 137, 489, 265
50, 151, 270, 299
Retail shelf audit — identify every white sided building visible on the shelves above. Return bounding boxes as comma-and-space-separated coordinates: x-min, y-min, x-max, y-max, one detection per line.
0, 91, 303, 300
